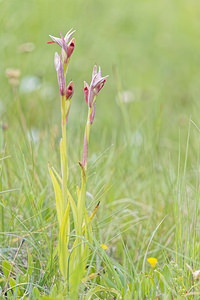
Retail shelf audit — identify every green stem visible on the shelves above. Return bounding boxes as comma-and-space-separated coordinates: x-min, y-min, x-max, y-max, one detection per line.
60, 60, 71, 212
77, 99, 96, 234
82, 97, 96, 171
60, 95, 68, 212
1, 204, 4, 232
63, 59, 69, 75
84, 108, 92, 171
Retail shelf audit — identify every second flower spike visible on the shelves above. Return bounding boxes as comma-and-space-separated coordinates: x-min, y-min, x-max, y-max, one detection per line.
84, 64, 108, 107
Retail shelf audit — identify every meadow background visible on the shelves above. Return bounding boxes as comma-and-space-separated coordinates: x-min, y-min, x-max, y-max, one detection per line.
1, 0, 200, 298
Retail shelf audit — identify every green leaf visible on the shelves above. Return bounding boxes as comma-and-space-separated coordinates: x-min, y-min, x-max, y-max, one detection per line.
83, 207, 93, 244
50, 284, 58, 297
77, 162, 86, 234
32, 286, 40, 299
2, 262, 21, 297
40, 296, 63, 300
9, 277, 21, 297
58, 202, 70, 280
35, 258, 41, 279
85, 285, 121, 300
60, 138, 68, 183
8, 277, 15, 288
37, 188, 47, 210
67, 189, 78, 233
26, 247, 33, 280
2, 260, 12, 278
48, 164, 63, 228
52, 166, 62, 184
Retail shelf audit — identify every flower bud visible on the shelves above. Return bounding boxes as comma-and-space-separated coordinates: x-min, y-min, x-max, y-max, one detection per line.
66, 80, 74, 99
84, 81, 89, 103
67, 38, 75, 59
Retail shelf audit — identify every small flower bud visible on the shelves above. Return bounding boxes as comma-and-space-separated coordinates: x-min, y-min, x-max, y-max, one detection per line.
84, 81, 89, 103
67, 38, 75, 58
66, 80, 74, 99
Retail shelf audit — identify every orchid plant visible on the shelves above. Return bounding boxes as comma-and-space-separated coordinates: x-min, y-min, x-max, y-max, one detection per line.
48, 29, 108, 295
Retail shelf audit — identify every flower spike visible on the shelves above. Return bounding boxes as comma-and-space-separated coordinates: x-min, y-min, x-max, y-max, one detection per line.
82, 65, 108, 167
92, 66, 108, 95
84, 65, 108, 107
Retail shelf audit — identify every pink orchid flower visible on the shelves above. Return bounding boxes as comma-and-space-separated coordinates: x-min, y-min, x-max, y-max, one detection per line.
84, 64, 108, 107
48, 29, 75, 62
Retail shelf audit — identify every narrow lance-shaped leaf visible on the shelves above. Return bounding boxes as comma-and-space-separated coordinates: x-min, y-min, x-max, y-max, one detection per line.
77, 161, 87, 233
67, 189, 78, 233
82, 201, 100, 234
48, 165, 63, 228
59, 202, 70, 280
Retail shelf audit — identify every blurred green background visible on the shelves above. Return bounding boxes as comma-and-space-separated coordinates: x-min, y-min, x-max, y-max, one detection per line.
1, 0, 200, 262
2, 0, 200, 144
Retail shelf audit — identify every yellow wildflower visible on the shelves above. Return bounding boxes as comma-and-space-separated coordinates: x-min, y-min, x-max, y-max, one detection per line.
101, 244, 108, 250
147, 257, 157, 267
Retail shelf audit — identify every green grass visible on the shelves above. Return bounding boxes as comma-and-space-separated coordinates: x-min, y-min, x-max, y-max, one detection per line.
1, 0, 200, 298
